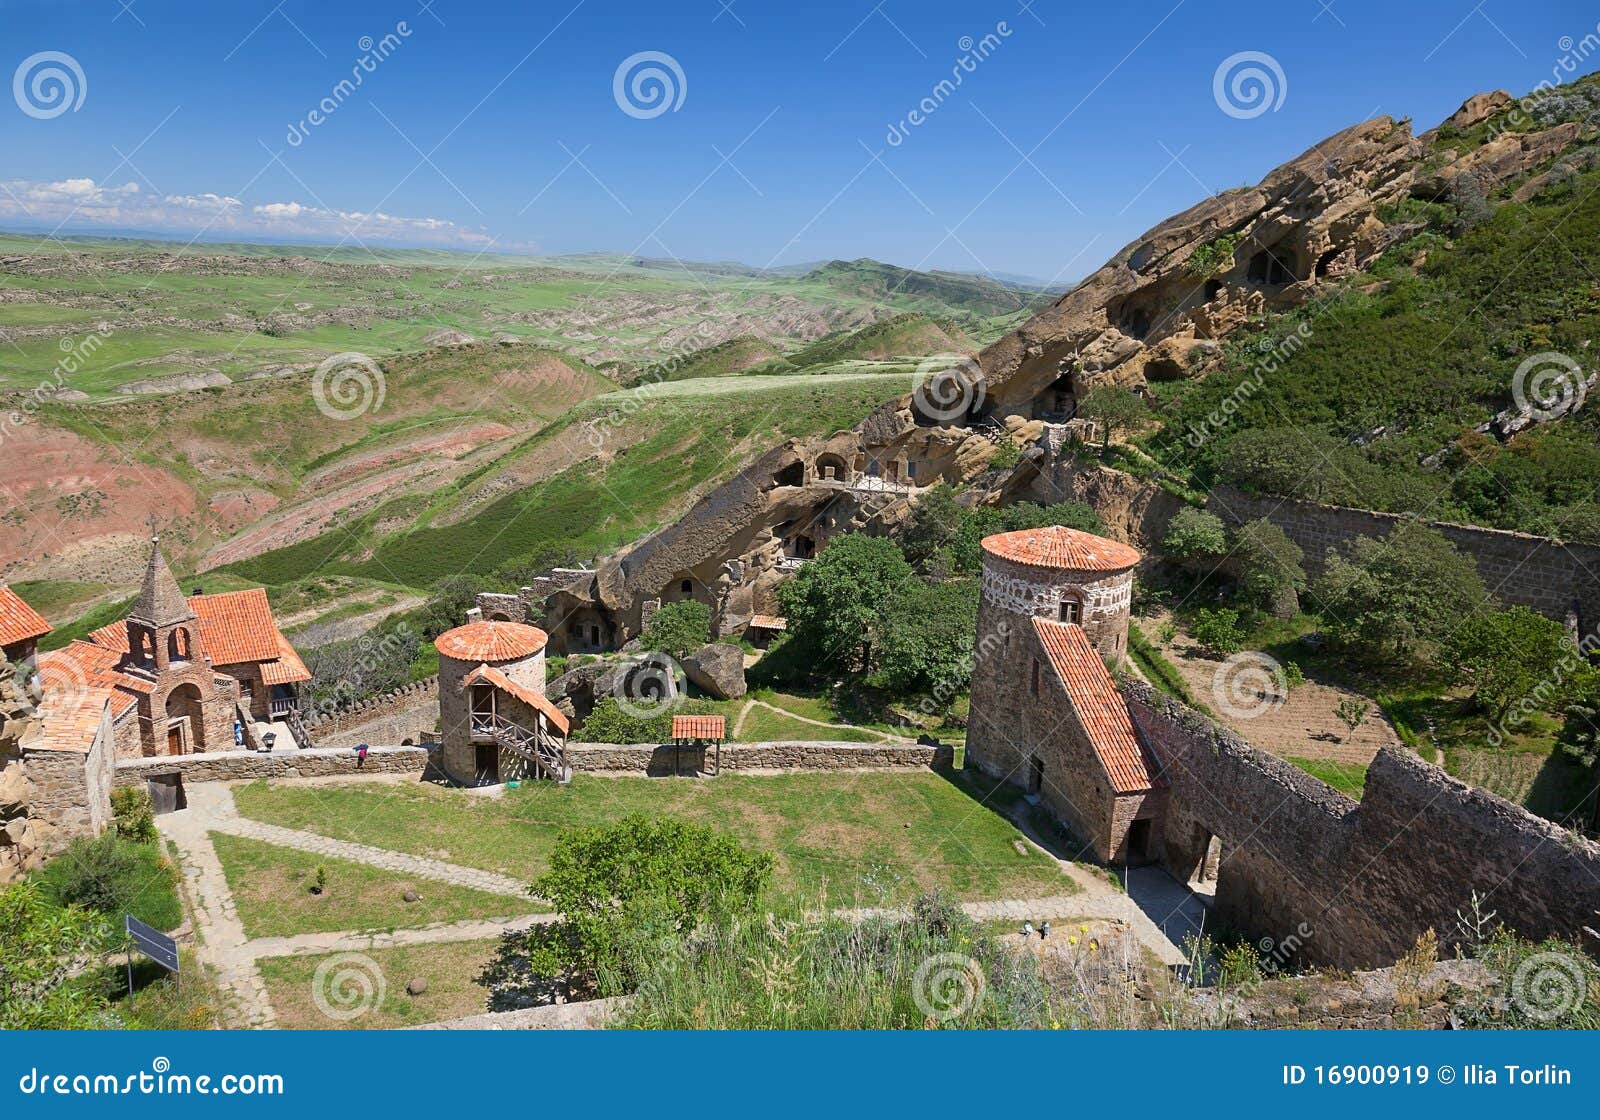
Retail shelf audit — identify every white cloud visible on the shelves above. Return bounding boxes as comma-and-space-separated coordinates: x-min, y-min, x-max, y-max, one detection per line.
0, 176, 498, 249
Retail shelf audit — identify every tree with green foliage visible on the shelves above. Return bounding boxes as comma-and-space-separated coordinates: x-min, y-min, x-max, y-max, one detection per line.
1162, 508, 1228, 568
898, 484, 967, 572
1334, 698, 1370, 740
0, 881, 116, 1029
415, 574, 486, 640
778, 534, 913, 670
484, 816, 774, 1000
1076, 385, 1153, 451
1558, 675, 1600, 832
640, 600, 712, 660
1316, 525, 1491, 666
1444, 607, 1576, 721
1230, 517, 1306, 617
1219, 427, 1346, 502
871, 579, 979, 697
1191, 608, 1246, 656
945, 500, 1104, 575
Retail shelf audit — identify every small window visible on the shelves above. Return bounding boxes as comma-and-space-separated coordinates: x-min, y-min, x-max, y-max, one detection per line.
1030, 659, 1040, 697
680, 579, 693, 594
1059, 599, 1081, 625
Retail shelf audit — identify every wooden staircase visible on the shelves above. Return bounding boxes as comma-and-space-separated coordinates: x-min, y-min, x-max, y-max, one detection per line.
482, 712, 571, 784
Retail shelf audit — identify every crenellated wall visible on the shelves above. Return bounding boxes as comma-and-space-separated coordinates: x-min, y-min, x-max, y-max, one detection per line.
1124, 682, 1600, 969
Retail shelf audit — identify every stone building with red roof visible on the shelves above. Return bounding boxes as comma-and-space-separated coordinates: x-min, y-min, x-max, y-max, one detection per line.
967, 524, 1164, 864
434, 609, 569, 786
0, 585, 51, 666
34, 538, 310, 761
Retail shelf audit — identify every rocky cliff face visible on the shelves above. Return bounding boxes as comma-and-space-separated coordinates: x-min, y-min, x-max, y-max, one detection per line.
0, 652, 41, 882
544, 87, 1596, 646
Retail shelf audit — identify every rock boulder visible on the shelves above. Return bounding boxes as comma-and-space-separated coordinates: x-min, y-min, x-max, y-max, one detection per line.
684, 643, 747, 700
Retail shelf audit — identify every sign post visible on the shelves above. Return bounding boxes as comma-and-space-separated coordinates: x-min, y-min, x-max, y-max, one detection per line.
124, 914, 180, 994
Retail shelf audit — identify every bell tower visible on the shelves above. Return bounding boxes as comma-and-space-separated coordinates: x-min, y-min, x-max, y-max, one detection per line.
125, 524, 203, 673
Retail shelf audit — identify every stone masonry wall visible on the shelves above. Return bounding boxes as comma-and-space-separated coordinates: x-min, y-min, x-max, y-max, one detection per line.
305, 677, 438, 750
23, 705, 116, 857
1124, 682, 1600, 969
1208, 484, 1598, 624
113, 745, 429, 787
567, 740, 951, 776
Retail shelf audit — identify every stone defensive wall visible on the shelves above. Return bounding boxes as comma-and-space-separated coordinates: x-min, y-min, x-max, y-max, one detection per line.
304, 676, 438, 749
567, 739, 953, 777
113, 745, 429, 786
1124, 682, 1600, 969
1207, 484, 1599, 624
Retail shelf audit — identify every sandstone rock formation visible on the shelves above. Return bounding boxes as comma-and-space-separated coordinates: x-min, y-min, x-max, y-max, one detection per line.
0, 652, 41, 882
538, 90, 1596, 651
684, 643, 747, 701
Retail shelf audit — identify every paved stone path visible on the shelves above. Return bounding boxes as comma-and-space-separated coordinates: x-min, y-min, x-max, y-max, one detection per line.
157, 784, 279, 1029
209, 813, 529, 898
243, 913, 554, 960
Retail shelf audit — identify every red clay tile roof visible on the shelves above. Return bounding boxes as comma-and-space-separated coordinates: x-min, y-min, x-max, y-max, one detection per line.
189, 589, 282, 665
0, 585, 51, 647
982, 526, 1141, 572
1031, 618, 1154, 794
672, 714, 726, 741
435, 620, 549, 663
259, 632, 312, 686
462, 663, 569, 735
89, 588, 307, 683
36, 640, 147, 732
748, 615, 787, 631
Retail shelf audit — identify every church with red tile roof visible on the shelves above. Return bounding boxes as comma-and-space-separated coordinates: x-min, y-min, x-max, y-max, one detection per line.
29, 537, 310, 761
966, 524, 1165, 865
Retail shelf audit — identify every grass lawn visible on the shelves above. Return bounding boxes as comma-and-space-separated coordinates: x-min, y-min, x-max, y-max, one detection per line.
257, 939, 498, 1029
735, 702, 881, 743
1285, 757, 1369, 800
208, 833, 535, 939
232, 770, 1073, 907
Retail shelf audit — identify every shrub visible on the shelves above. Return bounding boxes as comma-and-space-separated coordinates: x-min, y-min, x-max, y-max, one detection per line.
109, 786, 157, 843
1162, 508, 1228, 567
33, 834, 182, 931
1076, 385, 1152, 451
0, 882, 116, 1029
640, 600, 711, 660
1187, 232, 1241, 278
573, 696, 719, 744
1191, 608, 1246, 657
482, 816, 774, 1000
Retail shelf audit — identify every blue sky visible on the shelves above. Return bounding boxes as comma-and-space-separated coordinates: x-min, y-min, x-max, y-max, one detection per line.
0, 0, 1594, 280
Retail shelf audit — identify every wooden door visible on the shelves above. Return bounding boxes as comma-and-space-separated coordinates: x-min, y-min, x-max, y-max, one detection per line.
166, 724, 183, 755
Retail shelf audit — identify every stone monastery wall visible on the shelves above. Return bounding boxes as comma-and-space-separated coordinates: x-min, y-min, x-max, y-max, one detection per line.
1125, 683, 1600, 969
1207, 484, 1600, 625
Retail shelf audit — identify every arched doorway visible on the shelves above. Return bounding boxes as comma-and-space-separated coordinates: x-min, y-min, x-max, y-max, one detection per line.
164, 683, 205, 755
